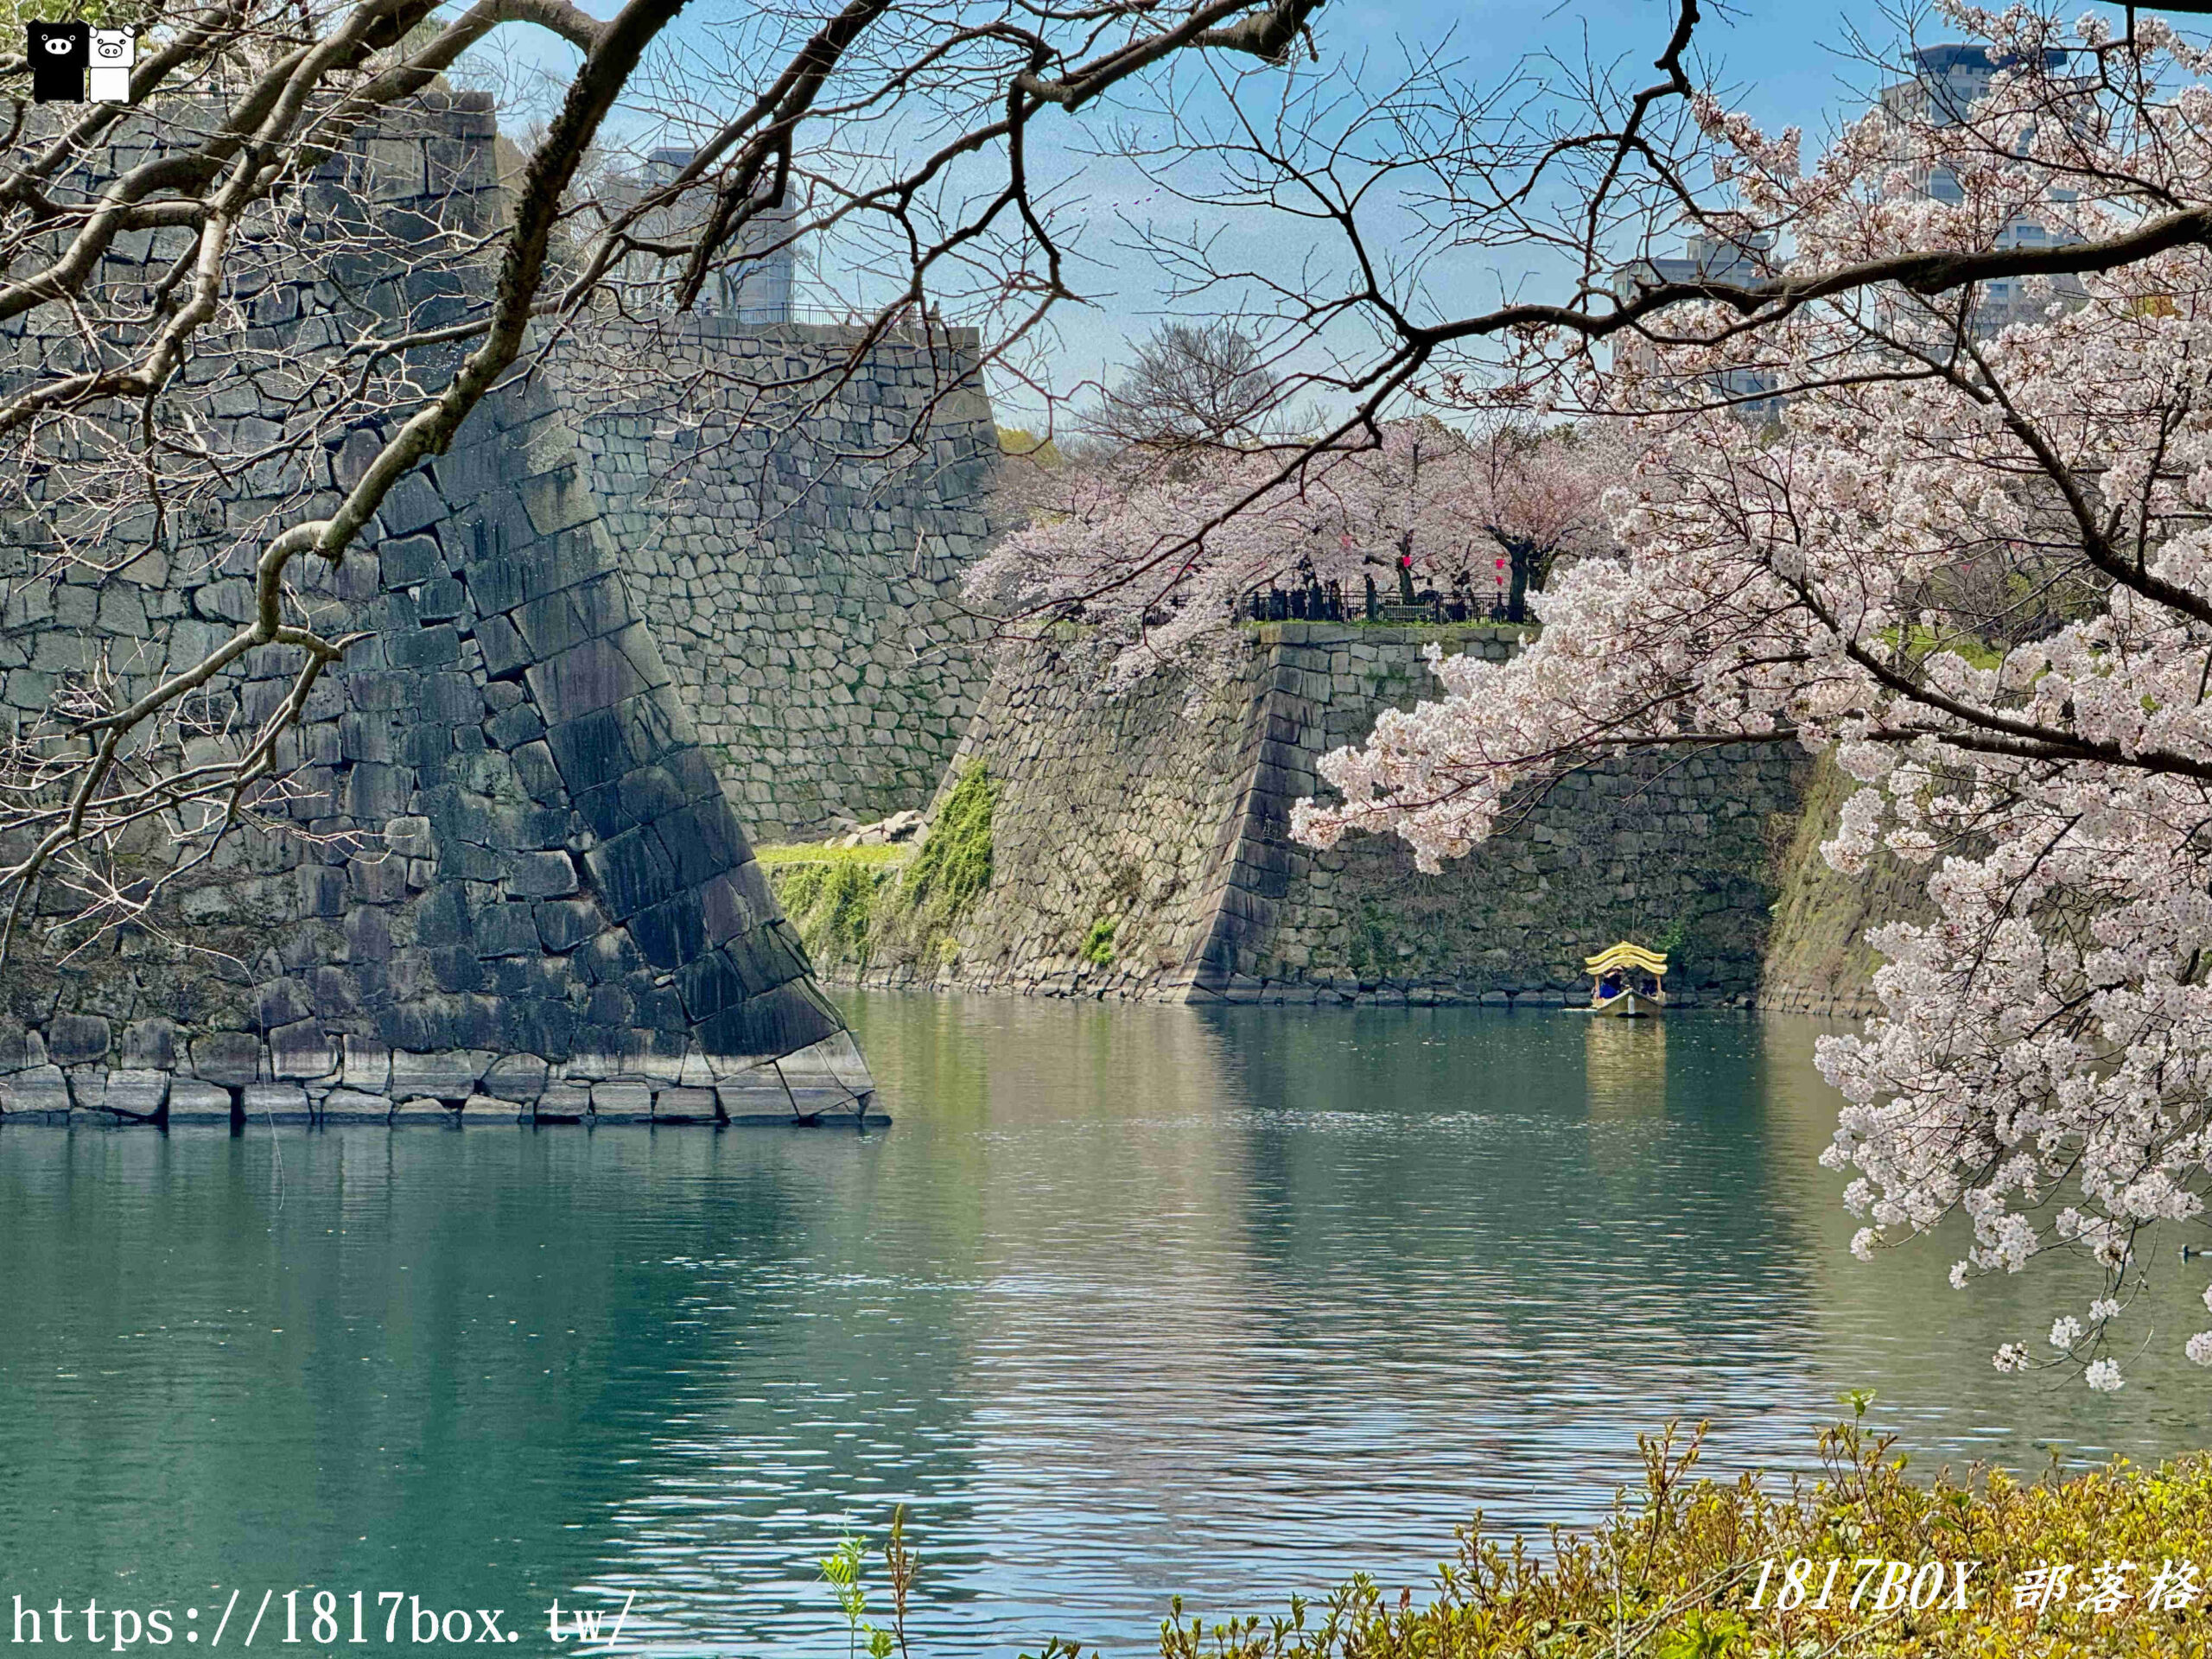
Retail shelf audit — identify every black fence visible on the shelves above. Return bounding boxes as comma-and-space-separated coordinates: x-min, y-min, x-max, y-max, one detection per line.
1235, 576, 1508, 626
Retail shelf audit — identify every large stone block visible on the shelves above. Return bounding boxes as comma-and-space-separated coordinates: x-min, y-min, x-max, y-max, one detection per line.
191, 1032, 263, 1085
525, 637, 647, 723
388, 1049, 491, 1100
652, 1086, 718, 1123
583, 829, 680, 920
101, 1069, 170, 1120
48, 1013, 111, 1065
589, 1081, 652, 1123
533, 898, 601, 954
240, 1083, 311, 1122
630, 895, 707, 969
0, 1065, 71, 1116
544, 708, 633, 796
165, 1081, 236, 1124
379, 534, 442, 588
473, 903, 541, 959
377, 472, 448, 537
270, 1019, 336, 1078
506, 850, 578, 899
534, 1083, 592, 1122
481, 1054, 549, 1101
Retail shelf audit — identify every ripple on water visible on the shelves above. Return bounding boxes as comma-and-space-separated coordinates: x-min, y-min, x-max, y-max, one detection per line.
0, 1000, 2203, 1657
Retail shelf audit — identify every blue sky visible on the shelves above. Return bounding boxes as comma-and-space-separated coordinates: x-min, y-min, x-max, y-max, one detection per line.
472, 1, 2087, 417
984, 0, 1917, 422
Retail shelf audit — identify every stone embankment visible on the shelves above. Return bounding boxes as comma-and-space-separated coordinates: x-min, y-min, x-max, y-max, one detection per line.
1752, 753, 1936, 1019
569, 317, 998, 842
0, 93, 954, 1128
773, 623, 1812, 1005
0, 1028, 873, 1127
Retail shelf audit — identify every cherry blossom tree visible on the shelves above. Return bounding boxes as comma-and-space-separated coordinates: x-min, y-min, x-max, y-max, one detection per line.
1294, 6, 2212, 1390
968, 416, 1616, 681
0, 0, 1338, 952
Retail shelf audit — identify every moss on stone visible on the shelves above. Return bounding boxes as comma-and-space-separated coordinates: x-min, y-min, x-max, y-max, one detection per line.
904, 763, 1001, 918
772, 853, 898, 968
753, 841, 908, 868
1081, 916, 1116, 967
766, 766, 1001, 978
1758, 751, 1935, 1015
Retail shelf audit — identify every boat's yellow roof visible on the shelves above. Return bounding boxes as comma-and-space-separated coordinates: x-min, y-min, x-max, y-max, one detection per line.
1584, 941, 1669, 975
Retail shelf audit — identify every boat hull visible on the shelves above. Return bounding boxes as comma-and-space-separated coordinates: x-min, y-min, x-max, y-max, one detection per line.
1582, 990, 1664, 1018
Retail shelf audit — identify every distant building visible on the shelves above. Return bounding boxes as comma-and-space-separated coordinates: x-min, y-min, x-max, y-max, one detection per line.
1876, 43, 2086, 334
613, 145, 798, 323
1611, 43, 2088, 413
1611, 231, 1786, 421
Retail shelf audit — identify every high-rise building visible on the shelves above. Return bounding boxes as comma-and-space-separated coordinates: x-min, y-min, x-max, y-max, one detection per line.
1876, 43, 2085, 334
614, 146, 798, 323
1611, 230, 1786, 420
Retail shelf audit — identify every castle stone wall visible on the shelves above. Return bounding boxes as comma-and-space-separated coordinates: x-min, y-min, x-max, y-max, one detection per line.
798, 623, 1808, 1004
567, 319, 997, 842
0, 93, 908, 1127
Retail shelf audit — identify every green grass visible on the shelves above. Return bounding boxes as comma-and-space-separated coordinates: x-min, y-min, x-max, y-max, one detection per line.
1082, 916, 1116, 967
902, 766, 1001, 918
766, 766, 1002, 976
753, 840, 911, 868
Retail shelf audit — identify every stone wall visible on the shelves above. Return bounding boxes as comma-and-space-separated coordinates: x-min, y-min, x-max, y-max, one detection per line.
566, 318, 997, 842
1756, 753, 1936, 1018
0, 93, 890, 1128
794, 623, 1809, 1004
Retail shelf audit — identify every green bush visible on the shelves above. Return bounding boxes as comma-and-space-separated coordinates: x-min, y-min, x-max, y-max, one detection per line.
905, 765, 1001, 918
1083, 917, 1116, 967
824, 1416, 2212, 1658
766, 766, 1002, 977
774, 855, 887, 969
1147, 1419, 2212, 1659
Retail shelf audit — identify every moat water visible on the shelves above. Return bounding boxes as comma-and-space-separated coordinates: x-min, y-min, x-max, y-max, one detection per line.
3, 995, 2208, 1657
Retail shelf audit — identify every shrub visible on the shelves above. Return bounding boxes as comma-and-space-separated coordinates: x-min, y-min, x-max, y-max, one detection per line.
1146, 1419, 2212, 1659
764, 766, 1002, 977
905, 765, 1000, 918
764, 847, 903, 970
824, 1415, 2212, 1658
1083, 916, 1116, 967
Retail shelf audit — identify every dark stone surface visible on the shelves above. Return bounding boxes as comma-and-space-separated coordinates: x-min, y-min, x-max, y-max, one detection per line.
257, 980, 315, 1031
48, 1013, 112, 1065
0, 158, 900, 1098
629, 894, 707, 970
532, 899, 599, 954
545, 708, 632, 796
472, 903, 541, 959
505, 850, 578, 899
379, 535, 442, 588
191, 1031, 262, 1086
583, 829, 681, 920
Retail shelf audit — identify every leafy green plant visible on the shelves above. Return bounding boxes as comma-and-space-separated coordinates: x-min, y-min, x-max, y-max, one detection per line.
1082, 916, 1116, 967
763, 770, 1001, 979
906, 765, 1000, 918
772, 849, 898, 969
825, 1420, 2212, 1658
819, 1507, 919, 1659
819, 1533, 893, 1659
1652, 1608, 1747, 1659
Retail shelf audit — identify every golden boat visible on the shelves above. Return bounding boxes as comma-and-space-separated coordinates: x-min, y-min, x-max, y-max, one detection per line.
1574, 941, 1669, 1018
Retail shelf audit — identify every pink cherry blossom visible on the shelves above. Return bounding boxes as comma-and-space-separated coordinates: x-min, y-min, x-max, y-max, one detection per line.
1293, 11, 2212, 1389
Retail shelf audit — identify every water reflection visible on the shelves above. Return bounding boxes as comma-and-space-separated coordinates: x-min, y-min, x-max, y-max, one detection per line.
0, 997, 2205, 1659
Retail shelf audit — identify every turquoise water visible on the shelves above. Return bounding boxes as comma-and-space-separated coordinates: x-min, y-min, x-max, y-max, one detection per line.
1, 997, 2206, 1657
